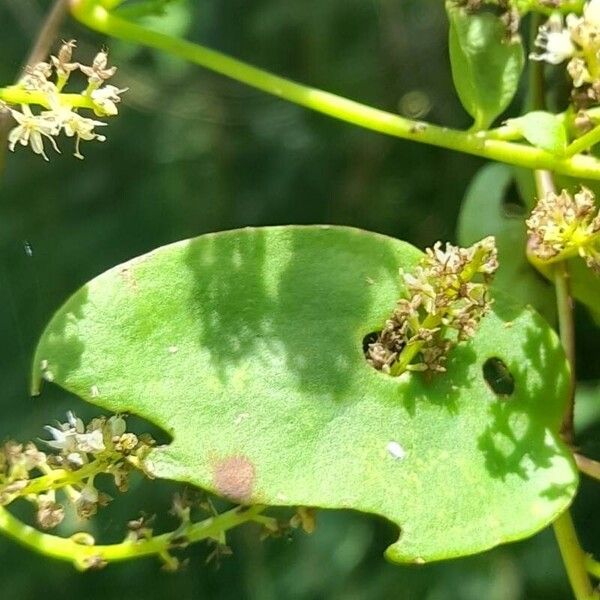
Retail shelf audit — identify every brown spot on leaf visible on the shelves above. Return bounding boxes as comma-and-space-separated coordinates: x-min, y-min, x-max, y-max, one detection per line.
119, 266, 137, 291
117, 252, 155, 292
213, 456, 255, 503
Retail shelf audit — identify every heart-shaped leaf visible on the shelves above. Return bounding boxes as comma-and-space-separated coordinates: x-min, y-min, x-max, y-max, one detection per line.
32, 226, 575, 564
447, 3, 524, 130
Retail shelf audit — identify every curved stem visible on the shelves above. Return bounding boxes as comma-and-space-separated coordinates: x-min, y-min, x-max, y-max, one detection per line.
587, 556, 600, 580
0, 503, 265, 570
66, 0, 600, 180
566, 124, 600, 158
575, 453, 600, 482
14, 457, 114, 497
525, 0, 585, 16
0, 87, 96, 110
533, 165, 594, 598
555, 260, 576, 445
553, 512, 598, 600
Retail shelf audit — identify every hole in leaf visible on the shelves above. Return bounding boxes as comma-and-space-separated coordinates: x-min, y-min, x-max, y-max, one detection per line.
362, 330, 381, 355
483, 357, 515, 397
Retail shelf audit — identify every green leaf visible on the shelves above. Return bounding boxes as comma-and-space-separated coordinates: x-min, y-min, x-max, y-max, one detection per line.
447, 3, 524, 130
574, 381, 600, 433
32, 226, 575, 564
457, 163, 557, 323
508, 111, 568, 156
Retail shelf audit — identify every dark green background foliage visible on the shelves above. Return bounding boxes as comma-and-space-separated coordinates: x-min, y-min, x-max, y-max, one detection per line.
0, 1, 598, 598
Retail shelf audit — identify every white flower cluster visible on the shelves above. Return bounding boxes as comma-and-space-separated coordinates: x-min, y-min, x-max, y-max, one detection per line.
0, 411, 153, 529
44, 411, 128, 467
527, 186, 600, 272
530, 0, 600, 101
367, 237, 498, 374
4, 40, 125, 160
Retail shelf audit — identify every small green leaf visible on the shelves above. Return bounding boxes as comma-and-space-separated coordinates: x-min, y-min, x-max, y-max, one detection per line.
447, 3, 524, 130
32, 226, 575, 564
508, 111, 568, 155
457, 163, 556, 323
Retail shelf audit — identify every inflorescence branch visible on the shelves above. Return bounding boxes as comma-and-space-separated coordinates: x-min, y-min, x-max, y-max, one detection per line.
0, 411, 313, 570
367, 237, 498, 376
62, 0, 600, 179
0, 40, 125, 160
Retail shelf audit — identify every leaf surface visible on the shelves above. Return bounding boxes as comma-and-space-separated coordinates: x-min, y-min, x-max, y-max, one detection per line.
447, 3, 524, 129
33, 226, 575, 563
508, 111, 568, 156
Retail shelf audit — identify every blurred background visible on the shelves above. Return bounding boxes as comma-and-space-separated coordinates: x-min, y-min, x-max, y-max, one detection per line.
0, 1, 599, 598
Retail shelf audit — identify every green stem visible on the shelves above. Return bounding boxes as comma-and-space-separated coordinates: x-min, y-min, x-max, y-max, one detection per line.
554, 260, 576, 445
390, 313, 441, 376
0, 87, 95, 110
0, 503, 265, 570
553, 512, 598, 600
13, 458, 114, 497
587, 556, 600, 580
66, 0, 600, 180
524, 0, 585, 16
533, 170, 595, 600
566, 124, 600, 158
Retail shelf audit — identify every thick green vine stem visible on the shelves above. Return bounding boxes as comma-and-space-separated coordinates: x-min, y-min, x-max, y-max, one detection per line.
522, 0, 585, 15
587, 556, 600, 580
554, 512, 599, 600
0, 88, 95, 111
65, 0, 600, 179
0, 503, 266, 570
532, 170, 597, 600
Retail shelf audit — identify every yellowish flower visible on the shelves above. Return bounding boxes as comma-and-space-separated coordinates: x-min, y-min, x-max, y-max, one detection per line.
7, 105, 59, 161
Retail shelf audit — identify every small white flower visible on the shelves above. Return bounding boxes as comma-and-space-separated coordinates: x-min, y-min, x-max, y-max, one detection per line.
8, 105, 60, 161
106, 415, 126, 438
90, 85, 126, 116
44, 107, 107, 159
530, 20, 576, 65
66, 452, 84, 468
43, 425, 77, 452
75, 429, 105, 454
67, 411, 84, 433
568, 57, 592, 87
584, 0, 600, 28
62, 113, 107, 159
80, 50, 117, 85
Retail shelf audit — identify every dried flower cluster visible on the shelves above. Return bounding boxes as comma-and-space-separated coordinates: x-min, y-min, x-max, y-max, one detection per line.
0, 411, 312, 571
3, 40, 125, 160
526, 186, 600, 271
0, 412, 153, 529
530, 0, 600, 106
367, 237, 498, 374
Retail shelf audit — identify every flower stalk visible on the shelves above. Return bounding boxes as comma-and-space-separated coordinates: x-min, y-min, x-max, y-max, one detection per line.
0, 40, 125, 160
532, 170, 597, 600
0, 502, 266, 570
367, 237, 498, 375
65, 0, 600, 179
